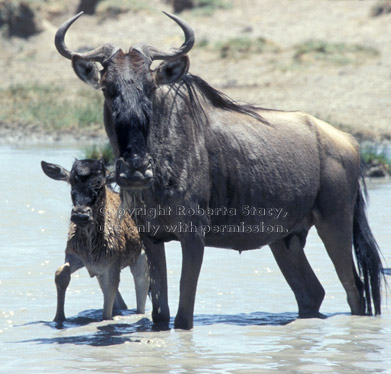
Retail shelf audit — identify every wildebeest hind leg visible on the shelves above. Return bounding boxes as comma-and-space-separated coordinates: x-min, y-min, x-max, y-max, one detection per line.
315, 218, 365, 315
270, 238, 325, 318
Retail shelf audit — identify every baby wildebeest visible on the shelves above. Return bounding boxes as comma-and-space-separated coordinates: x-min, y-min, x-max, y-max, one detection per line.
41, 159, 149, 321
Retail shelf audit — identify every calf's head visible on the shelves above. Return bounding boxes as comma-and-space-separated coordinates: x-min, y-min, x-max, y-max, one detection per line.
55, 11, 195, 190
41, 159, 111, 227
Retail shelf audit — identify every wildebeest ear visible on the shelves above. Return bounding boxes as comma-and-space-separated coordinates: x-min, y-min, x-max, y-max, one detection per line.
154, 55, 189, 85
72, 55, 100, 89
41, 161, 70, 182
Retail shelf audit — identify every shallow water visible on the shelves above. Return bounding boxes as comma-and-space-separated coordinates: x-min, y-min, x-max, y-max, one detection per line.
1, 145, 390, 373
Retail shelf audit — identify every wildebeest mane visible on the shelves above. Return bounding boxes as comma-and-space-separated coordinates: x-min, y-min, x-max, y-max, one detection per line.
177, 74, 269, 125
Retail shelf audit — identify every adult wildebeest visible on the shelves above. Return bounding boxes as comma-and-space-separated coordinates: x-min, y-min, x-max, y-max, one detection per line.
41, 159, 149, 321
54, 12, 384, 329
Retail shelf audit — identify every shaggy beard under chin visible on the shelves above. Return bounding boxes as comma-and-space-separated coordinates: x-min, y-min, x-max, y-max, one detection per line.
119, 188, 144, 225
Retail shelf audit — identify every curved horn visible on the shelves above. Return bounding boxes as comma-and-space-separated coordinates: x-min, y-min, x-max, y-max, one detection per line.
149, 11, 195, 61
55, 11, 119, 63
55, 11, 83, 60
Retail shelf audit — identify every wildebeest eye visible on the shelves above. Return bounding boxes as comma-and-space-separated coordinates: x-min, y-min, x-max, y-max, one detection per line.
101, 82, 119, 98
91, 183, 102, 190
90, 185, 102, 200
89, 179, 104, 191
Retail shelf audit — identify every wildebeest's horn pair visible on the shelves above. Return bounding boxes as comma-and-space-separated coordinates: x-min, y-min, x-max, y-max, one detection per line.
54, 11, 194, 64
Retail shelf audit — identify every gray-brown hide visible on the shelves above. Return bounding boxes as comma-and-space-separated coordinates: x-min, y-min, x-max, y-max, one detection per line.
54, 12, 384, 330
41, 159, 149, 322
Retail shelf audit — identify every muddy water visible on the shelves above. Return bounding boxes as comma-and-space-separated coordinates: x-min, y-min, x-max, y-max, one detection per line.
1, 145, 390, 374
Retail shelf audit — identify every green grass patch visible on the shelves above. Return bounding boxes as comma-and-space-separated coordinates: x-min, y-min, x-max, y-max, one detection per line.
293, 39, 380, 66
83, 143, 115, 165
195, 37, 210, 49
216, 36, 280, 59
0, 83, 103, 130
360, 144, 391, 172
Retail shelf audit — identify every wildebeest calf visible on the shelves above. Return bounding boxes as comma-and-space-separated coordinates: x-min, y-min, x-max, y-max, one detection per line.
41, 159, 149, 321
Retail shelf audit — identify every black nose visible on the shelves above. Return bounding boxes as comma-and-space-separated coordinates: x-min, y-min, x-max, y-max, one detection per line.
71, 206, 92, 226
116, 156, 153, 190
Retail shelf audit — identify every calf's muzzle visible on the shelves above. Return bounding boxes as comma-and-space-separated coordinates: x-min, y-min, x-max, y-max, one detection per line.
71, 206, 93, 227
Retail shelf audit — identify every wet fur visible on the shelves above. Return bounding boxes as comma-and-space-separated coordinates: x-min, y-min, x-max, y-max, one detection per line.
67, 188, 141, 268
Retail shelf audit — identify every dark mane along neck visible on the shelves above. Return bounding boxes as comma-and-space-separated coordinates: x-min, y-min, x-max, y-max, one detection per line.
179, 74, 269, 124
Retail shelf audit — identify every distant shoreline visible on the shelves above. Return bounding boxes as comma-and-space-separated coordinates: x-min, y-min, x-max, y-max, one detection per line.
1, 120, 390, 147
1, 120, 390, 179
0, 121, 107, 147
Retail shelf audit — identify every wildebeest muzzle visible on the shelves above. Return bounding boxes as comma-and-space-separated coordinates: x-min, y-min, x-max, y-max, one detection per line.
116, 154, 153, 190
71, 206, 93, 227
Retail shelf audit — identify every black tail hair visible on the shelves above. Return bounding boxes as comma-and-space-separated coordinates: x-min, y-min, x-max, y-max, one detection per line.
352, 180, 384, 315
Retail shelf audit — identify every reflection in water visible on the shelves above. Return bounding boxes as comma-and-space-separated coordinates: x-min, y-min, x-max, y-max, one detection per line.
1, 146, 391, 374
194, 311, 297, 327
17, 310, 297, 347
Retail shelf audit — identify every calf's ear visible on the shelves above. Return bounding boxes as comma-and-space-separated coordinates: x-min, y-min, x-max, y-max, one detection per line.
41, 161, 70, 182
154, 55, 189, 85
72, 56, 100, 89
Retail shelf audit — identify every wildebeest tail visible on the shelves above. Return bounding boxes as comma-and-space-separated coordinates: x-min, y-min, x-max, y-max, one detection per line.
352, 181, 384, 315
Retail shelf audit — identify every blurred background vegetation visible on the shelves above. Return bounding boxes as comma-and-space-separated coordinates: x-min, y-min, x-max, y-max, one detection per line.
1, 0, 390, 174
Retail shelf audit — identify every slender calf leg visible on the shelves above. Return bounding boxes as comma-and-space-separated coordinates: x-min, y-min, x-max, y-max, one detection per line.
270, 238, 325, 317
142, 236, 170, 325
113, 290, 128, 311
54, 253, 84, 322
97, 267, 120, 320
175, 232, 205, 330
130, 249, 150, 314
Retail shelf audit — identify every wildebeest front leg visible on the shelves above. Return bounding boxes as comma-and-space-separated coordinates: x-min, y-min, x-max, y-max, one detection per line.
270, 238, 325, 317
54, 253, 84, 322
142, 237, 170, 326
175, 232, 205, 330
130, 249, 150, 314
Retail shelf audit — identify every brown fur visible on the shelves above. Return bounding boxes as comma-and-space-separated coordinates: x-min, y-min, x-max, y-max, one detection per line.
66, 188, 141, 270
